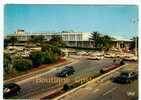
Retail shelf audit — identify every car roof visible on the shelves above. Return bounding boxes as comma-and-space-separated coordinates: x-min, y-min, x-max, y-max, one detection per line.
4, 83, 18, 87
62, 69, 70, 72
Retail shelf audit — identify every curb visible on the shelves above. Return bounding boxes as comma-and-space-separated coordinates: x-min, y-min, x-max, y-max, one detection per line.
54, 64, 128, 100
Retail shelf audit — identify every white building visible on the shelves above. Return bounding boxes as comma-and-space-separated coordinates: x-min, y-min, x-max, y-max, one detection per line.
5, 29, 133, 49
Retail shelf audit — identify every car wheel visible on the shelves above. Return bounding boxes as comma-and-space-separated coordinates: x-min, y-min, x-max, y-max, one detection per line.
127, 80, 131, 83
66, 74, 68, 77
16, 91, 20, 95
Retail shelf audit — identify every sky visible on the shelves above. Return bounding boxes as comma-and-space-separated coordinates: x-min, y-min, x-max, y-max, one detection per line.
4, 5, 138, 40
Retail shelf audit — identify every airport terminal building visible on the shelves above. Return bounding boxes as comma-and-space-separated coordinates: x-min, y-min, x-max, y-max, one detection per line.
5, 29, 133, 50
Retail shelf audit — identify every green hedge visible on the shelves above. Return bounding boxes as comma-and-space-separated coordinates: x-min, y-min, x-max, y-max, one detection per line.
30, 50, 59, 67
13, 58, 32, 71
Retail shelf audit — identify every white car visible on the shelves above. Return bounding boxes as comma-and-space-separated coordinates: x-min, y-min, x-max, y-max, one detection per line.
87, 52, 93, 56
77, 51, 88, 56
87, 55, 104, 60
104, 54, 113, 58
123, 56, 138, 61
96, 56, 104, 60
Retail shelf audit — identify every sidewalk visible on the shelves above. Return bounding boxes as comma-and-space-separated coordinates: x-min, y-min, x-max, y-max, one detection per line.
4, 58, 76, 83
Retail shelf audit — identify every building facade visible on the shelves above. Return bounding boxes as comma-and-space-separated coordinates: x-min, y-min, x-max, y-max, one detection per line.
5, 29, 133, 50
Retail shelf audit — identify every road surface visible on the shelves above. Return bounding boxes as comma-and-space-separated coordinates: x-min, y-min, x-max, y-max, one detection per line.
7, 58, 119, 99
58, 63, 138, 100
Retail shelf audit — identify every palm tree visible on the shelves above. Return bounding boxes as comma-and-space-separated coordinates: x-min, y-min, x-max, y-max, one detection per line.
102, 35, 113, 52
90, 32, 113, 51
90, 32, 101, 48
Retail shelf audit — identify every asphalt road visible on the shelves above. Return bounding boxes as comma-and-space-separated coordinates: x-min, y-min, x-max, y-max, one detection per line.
59, 63, 138, 100
9, 58, 119, 99
67, 80, 138, 100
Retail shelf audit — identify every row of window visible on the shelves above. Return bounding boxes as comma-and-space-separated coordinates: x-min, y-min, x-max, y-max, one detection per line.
62, 34, 82, 41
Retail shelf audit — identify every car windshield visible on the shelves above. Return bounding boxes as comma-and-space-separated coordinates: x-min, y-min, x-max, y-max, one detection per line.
60, 70, 68, 74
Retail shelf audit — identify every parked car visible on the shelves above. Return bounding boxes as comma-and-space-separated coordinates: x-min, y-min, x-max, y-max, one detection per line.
104, 53, 115, 58
87, 55, 104, 60
56, 66, 75, 77
100, 64, 121, 74
123, 56, 138, 62
3, 83, 21, 97
77, 51, 88, 56
87, 52, 93, 56
113, 71, 138, 83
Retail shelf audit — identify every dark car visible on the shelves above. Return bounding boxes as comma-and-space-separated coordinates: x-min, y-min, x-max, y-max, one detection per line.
113, 71, 138, 83
56, 66, 75, 77
3, 83, 21, 97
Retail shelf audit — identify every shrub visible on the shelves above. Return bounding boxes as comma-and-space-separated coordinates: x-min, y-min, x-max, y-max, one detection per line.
42, 50, 59, 64
30, 51, 43, 67
13, 58, 32, 71
51, 46, 61, 56
63, 84, 71, 91
48, 51, 59, 63
41, 51, 50, 64
30, 49, 60, 67
4, 53, 11, 73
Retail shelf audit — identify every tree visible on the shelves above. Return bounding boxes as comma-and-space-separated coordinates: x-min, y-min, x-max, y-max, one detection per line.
48, 51, 59, 63
31, 35, 44, 44
36, 35, 44, 44
90, 32, 101, 49
102, 35, 113, 52
30, 49, 59, 67
42, 50, 59, 64
90, 32, 113, 51
41, 51, 51, 64
4, 53, 12, 74
49, 35, 66, 47
13, 58, 32, 71
30, 51, 43, 67
29, 35, 64, 67
4, 38, 10, 48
